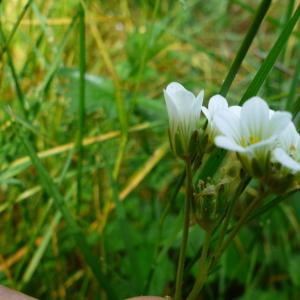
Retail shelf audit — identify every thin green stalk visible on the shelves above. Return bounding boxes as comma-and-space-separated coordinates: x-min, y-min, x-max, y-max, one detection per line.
213, 176, 251, 262
214, 193, 264, 264
186, 231, 212, 300
174, 159, 192, 300
113, 133, 128, 179
0, 0, 33, 60
219, 0, 272, 96
246, 188, 300, 223
0, 26, 27, 117
77, 4, 86, 212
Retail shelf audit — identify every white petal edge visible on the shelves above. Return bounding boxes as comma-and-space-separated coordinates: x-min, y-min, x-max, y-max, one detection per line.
193, 89, 204, 118
229, 105, 241, 117
273, 148, 300, 172
277, 122, 300, 150
208, 94, 228, 114
201, 106, 210, 120
164, 90, 179, 125
214, 110, 241, 141
165, 82, 186, 95
268, 111, 292, 136
215, 136, 246, 153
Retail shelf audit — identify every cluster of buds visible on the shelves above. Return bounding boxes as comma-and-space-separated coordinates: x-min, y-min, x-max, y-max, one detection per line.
193, 180, 228, 232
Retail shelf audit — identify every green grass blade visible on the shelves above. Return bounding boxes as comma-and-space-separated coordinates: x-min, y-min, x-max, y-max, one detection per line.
292, 96, 300, 119
220, 0, 272, 96
246, 189, 300, 223
0, 0, 33, 60
76, 4, 86, 212
36, 12, 79, 94
0, 27, 27, 117
240, 4, 300, 103
233, 0, 300, 39
21, 212, 62, 285
286, 47, 300, 111
18, 130, 118, 300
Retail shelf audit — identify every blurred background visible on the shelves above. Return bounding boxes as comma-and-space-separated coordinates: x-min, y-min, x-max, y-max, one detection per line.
0, 0, 300, 299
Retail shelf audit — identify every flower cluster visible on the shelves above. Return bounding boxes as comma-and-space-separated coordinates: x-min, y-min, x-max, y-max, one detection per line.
164, 82, 300, 190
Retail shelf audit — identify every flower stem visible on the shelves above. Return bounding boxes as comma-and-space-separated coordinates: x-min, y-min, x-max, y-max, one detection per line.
174, 158, 192, 300
186, 230, 212, 300
213, 176, 250, 265
213, 192, 263, 265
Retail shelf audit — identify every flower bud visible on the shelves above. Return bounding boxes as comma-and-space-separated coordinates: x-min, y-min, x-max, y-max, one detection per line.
193, 182, 227, 232
164, 82, 203, 158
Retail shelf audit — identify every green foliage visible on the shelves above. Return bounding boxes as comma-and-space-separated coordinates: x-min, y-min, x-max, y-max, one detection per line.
0, 1, 300, 300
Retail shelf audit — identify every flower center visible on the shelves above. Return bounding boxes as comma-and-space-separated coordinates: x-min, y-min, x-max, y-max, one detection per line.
289, 144, 297, 158
240, 135, 261, 147
249, 135, 261, 145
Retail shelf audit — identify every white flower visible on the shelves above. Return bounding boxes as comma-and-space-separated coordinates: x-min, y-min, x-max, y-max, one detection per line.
202, 95, 228, 141
214, 97, 292, 175
273, 122, 300, 173
164, 82, 204, 155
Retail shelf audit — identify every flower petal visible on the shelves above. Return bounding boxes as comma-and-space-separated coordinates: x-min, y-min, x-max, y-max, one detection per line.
229, 105, 241, 117
268, 111, 292, 136
192, 89, 204, 119
174, 93, 195, 119
208, 94, 228, 114
164, 90, 179, 125
201, 104, 209, 117
215, 136, 246, 152
273, 148, 300, 173
196, 90, 204, 104
240, 96, 270, 138
165, 82, 186, 94
214, 110, 241, 141
246, 135, 276, 152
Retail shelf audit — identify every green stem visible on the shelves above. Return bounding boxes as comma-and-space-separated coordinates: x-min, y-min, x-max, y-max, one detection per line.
174, 159, 192, 300
213, 193, 263, 265
186, 230, 212, 300
213, 176, 250, 263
